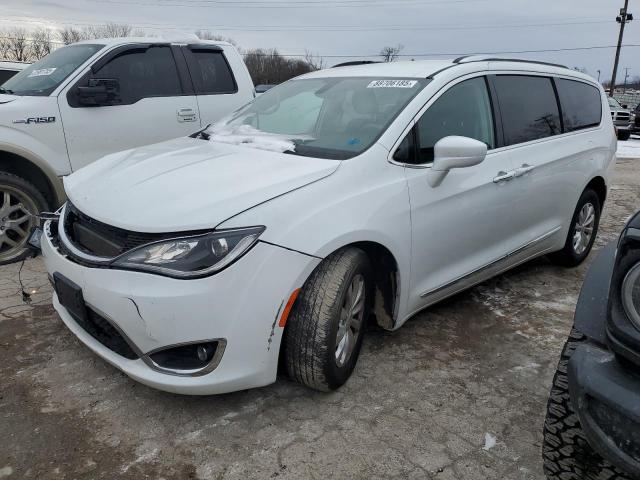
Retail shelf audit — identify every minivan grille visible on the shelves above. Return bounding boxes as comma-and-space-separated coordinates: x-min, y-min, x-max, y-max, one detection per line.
63, 203, 172, 257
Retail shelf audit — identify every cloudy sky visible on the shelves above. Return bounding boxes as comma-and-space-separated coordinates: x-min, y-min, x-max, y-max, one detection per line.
2, 0, 639, 82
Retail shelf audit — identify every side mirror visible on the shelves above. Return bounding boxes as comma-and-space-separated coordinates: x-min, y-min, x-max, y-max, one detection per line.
623, 104, 629, 109
76, 78, 120, 107
427, 136, 487, 187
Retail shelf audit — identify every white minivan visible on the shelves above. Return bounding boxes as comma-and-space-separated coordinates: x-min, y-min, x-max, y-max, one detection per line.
41, 58, 616, 395
0, 38, 254, 264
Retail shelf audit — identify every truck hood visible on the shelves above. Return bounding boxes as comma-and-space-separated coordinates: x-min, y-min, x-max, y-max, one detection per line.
0, 94, 18, 104
65, 137, 341, 232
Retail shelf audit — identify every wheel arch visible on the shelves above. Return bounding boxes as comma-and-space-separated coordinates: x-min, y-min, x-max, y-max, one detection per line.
0, 149, 64, 208
584, 176, 607, 208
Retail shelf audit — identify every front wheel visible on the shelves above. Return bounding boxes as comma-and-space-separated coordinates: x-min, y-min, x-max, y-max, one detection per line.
0, 173, 48, 265
549, 189, 601, 267
283, 247, 372, 391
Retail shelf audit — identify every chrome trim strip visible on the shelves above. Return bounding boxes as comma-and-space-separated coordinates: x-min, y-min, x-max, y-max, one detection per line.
142, 339, 227, 377
420, 226, 562, 299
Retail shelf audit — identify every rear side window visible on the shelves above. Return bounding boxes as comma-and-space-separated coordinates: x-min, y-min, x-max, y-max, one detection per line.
555, 79, 602, 131
186, 49, 237, 95
493, 75, 561, 145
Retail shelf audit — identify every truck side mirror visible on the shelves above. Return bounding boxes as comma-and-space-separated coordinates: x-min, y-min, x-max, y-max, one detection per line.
76, 78, 120, 107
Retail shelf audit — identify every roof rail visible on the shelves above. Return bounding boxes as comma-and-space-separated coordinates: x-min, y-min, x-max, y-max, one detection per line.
454, 56, 568, 70
332, 60, 381, 68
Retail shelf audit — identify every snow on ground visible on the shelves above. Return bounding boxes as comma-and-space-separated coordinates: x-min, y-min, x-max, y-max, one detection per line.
617, 136, 640, 159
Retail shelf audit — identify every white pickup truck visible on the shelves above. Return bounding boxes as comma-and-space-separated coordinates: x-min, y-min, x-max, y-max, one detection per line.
0, 38, 254, 264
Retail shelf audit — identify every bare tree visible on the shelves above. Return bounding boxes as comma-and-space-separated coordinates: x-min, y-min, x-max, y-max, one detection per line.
30, 28, 53, 60
6, 28, 30, 62
304, 50, 325, 71
379, 44, 404, 62
59, 26, 87, 45
84, 22, 134, 39
0, 31, 10, 60
243, 48, 315, 85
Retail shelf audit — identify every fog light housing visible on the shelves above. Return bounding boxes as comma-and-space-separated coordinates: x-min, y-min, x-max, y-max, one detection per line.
146, 340, 226, 376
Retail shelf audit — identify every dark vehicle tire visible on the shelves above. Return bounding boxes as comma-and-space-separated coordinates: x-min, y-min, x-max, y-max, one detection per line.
542, 328, 631, 480
0, 173, 48, 266
283, 247, 372, 391
549, 189, 600, 267
618, 130, 631, 141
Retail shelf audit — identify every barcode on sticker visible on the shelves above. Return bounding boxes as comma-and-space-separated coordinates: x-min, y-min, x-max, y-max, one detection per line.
28, 68, 57, 77
367, 80, 417, 89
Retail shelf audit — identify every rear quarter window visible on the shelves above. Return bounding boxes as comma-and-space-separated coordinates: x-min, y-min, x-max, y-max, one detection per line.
493, 75, 562, 146
187, 49, 237, 95
555, 79, 602, 131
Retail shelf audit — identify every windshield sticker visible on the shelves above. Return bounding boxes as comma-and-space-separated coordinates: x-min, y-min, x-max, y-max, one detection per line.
367, 80, 417, 89
28, 68, 57, 78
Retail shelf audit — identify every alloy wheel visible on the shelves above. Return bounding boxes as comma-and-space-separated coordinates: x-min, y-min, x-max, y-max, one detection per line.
572, 202, 595, 255
0, 186, 38, 263
335, 273, 365, 367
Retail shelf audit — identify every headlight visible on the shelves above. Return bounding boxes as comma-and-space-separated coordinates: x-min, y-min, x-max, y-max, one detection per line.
622, 263, 640, 329
112, 226, 265, 278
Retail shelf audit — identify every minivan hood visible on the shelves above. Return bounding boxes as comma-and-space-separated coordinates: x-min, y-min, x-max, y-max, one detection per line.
65, 137, 341, 232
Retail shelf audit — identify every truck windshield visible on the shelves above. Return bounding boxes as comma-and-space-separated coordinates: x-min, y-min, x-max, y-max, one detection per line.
2, 44, 104, 96
608, 97, 623, 109
209, 77, 427, 159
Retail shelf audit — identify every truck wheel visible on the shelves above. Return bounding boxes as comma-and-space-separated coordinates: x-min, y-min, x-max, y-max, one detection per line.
549, 189, 600, 267
618, 130, 631, 141
0, 173, 49, 265
283, 247, 372, 391
542, 328, 631, 479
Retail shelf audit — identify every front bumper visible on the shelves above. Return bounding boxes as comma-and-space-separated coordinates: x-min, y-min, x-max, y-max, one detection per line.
568, 243, 640, 475
41, 221, 320, 395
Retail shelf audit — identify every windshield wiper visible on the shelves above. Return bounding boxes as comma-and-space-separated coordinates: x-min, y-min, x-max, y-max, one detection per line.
0, 87, 14, 94
189, 124, 211, 140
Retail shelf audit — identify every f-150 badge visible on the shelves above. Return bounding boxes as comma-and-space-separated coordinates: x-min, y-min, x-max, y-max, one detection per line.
13, 116, 56, 125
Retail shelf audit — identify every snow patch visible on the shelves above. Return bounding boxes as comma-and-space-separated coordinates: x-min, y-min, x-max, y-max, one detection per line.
206, 124, 303, 153
617, 138, 640, 159
483, 433, 497, 451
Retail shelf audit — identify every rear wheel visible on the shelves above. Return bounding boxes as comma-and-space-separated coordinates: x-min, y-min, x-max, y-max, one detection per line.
549, 189, 600, 267
0, 173, 48, 265
283, 247, 371, 391
542, 328, 631, 479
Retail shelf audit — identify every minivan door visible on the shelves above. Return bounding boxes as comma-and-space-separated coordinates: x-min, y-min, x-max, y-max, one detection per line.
181, 45, 247, 126
401, 76, 521, 314
488, 74, 579, 252
59, 44, 200, 171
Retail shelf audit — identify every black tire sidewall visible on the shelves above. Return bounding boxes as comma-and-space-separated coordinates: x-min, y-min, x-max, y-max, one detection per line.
567, 189, 601, 264
323, 251, 372, 390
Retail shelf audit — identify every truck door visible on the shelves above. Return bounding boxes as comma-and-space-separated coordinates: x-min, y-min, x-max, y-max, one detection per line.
58, 44, 200, 171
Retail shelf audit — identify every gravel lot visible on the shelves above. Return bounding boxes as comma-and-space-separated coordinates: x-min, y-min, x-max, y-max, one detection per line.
1, 154, 639, 480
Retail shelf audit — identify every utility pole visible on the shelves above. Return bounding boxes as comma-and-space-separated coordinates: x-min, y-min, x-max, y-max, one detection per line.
611, 0, 633, 97
597, 69, 602, 82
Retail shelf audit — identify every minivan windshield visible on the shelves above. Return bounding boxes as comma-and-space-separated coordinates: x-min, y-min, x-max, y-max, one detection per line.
209, 77, 428, 159
1, 44, 104, 96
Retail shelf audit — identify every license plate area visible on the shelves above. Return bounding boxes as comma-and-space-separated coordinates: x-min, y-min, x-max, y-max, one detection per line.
53, 272, 88, 322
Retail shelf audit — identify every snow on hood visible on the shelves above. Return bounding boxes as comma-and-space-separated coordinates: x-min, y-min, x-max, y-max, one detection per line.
205, 124, 310, 153
65, 136, 340, 233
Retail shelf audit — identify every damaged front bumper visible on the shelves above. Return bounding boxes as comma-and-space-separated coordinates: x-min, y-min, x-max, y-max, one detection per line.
41, 221, 320, 395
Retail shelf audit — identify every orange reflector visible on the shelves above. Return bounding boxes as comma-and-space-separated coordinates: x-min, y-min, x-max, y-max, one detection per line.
279, 288, 301, 328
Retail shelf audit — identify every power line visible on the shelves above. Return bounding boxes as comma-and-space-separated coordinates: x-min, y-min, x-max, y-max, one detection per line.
84, 0, 486, 7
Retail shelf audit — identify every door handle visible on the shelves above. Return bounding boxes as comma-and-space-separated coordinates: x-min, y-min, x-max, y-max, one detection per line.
513, 163, 535, 177
177, 108, 197, 123
493, 171, 516, 183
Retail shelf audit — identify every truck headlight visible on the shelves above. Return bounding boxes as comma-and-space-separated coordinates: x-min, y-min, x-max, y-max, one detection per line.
112, 226, 265, 278
622, 263, 640, 329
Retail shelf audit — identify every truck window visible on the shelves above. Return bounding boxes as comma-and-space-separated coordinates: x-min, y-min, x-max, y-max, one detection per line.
186, 49, 237, 95
90, 46, 182, 105
493, 75, 562, 145
555, 79, 602, 132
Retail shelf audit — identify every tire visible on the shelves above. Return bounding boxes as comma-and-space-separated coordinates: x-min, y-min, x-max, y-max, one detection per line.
0, 172, 49, 266
549, 189, 601, 267
283, 247, 372, 391
618, 131, 631, 141
542, 328, 631, 479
